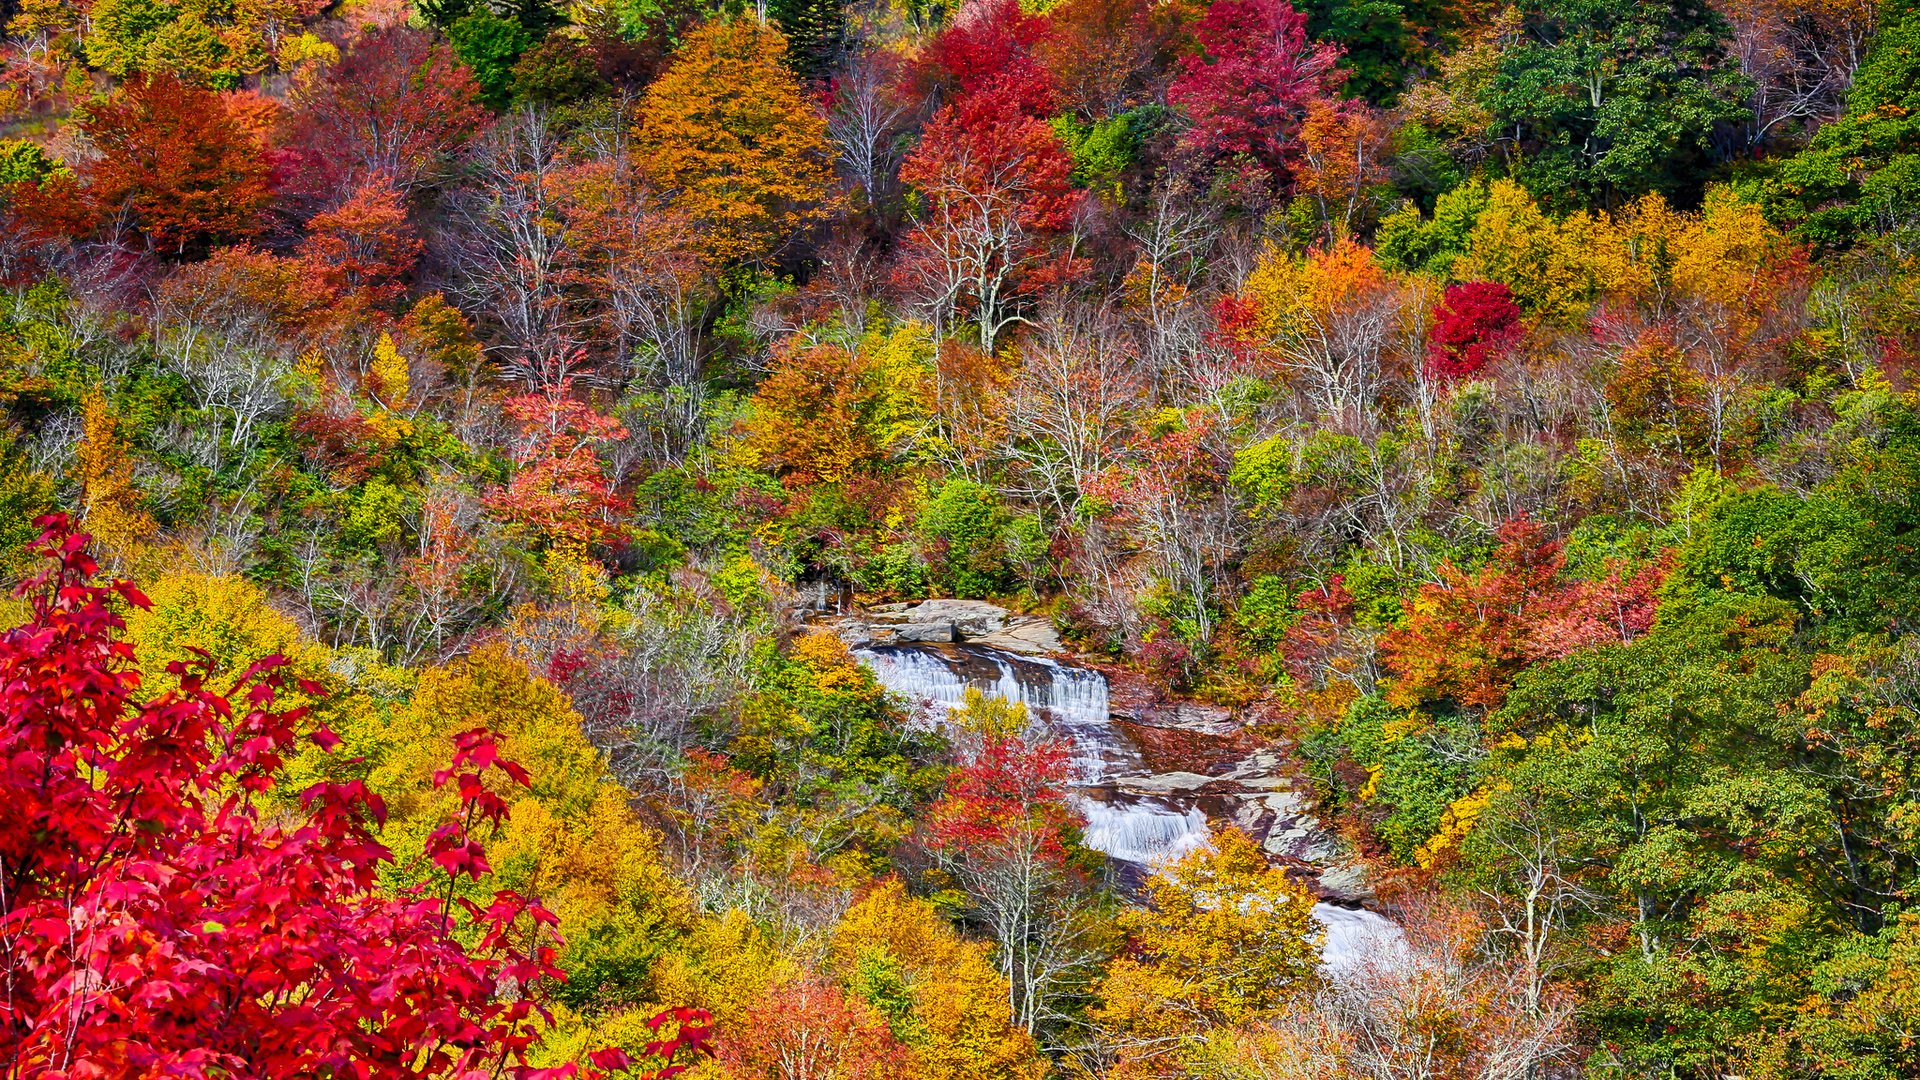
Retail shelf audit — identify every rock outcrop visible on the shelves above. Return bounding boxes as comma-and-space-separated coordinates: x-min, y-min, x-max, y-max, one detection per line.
830, 599, 1061, 654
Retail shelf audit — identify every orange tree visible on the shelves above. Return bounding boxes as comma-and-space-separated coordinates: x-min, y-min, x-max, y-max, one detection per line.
33, 74, 273, 257
634, 19, 836, 266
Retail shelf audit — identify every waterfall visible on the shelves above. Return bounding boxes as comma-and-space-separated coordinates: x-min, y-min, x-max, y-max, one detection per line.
853, 640, 1402, 972
1312, 904, 1408, 974
1075, 794, 1212, 866
852, 645, 1109, 724
855, 644, 1132, 783
853, 645, 1022, 714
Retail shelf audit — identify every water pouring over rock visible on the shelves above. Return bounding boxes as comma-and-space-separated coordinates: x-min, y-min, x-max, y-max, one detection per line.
838, 601, 1405, 968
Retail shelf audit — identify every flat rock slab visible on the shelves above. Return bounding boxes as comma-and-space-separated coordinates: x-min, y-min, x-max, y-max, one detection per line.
867, 599, 1010, 637
970, 618, 1062, 655
1115, 772, 1219, 796
891, 621, 958, 642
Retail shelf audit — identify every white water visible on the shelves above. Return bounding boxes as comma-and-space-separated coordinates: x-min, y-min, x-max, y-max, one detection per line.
1312, 903, 1409, 974
854, 645, 1122, 782
854, 642, 1402, 970
857, 644, 1214, 866
853, 645, 1109, 722
1076, 794, 1213, 866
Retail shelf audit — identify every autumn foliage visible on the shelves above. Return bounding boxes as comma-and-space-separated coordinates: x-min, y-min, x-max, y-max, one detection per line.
35, 74, 274, 254
1166, 0, 1342, 184
897, 88, 1083, 349
1380, 517, 1666, 709
0, 0, 1911, 1072
488, 382, 630, 550
1426, 280, 1524, 380
636, 20, 837, 265
919, 0, 1058, 116
279, 26, 487, 201
0, 516, 712, 1077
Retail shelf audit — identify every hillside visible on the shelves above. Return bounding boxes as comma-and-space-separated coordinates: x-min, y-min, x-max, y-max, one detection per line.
2, 0, 1920, 1075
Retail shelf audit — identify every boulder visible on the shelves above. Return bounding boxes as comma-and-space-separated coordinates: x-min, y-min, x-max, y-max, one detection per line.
880, 599, 1009, 636
892, 621, 958, 643
969, 617, 1062, 655
1116, 771, 1218, 796
829, 621, 875, 648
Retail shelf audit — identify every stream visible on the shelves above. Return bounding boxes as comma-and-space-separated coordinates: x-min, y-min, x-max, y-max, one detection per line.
853, 641, 1402, 970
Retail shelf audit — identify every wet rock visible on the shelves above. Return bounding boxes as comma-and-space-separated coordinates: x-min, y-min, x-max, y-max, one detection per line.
848, 638, 1371, 917
1314, 863, 1376, 904
1103, 667, 1241, 735
829, 620, 875, 647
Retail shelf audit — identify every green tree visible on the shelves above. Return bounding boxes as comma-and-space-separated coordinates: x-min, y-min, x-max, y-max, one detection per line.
511, 37, 608, 107
767, 0, 846, 83
918, 478, 1012, 599
1486, 0, 1751, 207
1764, 0, 1920, 251
449, 10, 533, 109
1478, 596, 1825, 1075
1296, 0, 1421, 103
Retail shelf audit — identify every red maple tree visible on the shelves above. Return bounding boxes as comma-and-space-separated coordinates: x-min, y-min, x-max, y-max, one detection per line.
926, 734, 1078, 867
279, 25, 488, 204
918, 0, 1058, 117
298, 179, 425, 307
896, 87, 1083, 351
487, 380, 631, 550
1166, 0, 1343, 186
0, 516, 712, 1077
1426, 281, 1525, 381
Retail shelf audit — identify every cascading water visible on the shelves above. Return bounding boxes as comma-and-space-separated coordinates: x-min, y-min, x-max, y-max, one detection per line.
1076, 795, 1213, 865
855, 644, 1211, 863
854, 640, 1404, 968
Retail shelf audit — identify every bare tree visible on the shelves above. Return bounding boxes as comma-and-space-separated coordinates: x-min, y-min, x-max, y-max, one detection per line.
1472, 790, 1599, 1019
1001, 305, 1141, 521
1263, 263, 1412, 433
826, 48, 913, 210
1724, 0, 1875, 148
572, 580, 764, 789
554, 156, 712, 457
1125, 186, 1217, 396
446, 108, 585, 387
151, 256, 297, 469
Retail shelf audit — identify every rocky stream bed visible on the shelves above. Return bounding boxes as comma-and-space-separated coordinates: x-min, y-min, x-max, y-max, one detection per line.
820, 599, 1402, 969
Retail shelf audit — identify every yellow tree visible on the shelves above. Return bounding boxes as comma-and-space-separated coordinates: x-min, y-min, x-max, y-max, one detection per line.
831, 879, 1048, 1080
742, 324, 932, 484
75, 392, 156, 568
1093, 828, 1322, 1073
370, 645, 697, 1009
635, 19, 836, 265
1455, 179, 1607, 323
120, 569, 333, 722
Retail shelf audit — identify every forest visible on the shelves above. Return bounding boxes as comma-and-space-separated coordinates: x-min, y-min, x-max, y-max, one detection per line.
0, 0, 1918, 1073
